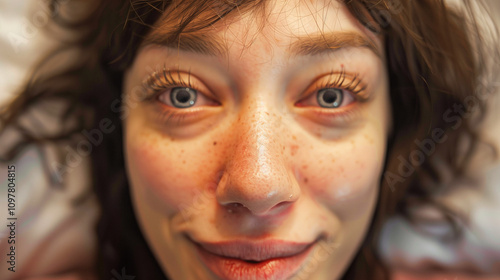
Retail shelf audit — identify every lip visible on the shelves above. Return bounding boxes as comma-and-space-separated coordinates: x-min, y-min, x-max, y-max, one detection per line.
192, 238, 317, 280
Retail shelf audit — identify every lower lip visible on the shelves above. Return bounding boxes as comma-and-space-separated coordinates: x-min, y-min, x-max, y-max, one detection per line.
195, 243, 315, 280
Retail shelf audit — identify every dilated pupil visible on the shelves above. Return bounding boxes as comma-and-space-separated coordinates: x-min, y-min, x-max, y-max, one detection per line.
175, 89, 191, 103
170, 87, 197, 108
317, 88, 343, 108
322, 90, 338, 103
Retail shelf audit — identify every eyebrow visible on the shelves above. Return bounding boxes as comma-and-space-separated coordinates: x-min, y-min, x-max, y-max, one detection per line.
143, 32, 227, 56
144, 30, 380, 58
289, 31, 381, 58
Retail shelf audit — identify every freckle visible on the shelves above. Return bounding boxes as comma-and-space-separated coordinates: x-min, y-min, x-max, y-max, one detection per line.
181, 149, 184, 153
304, 177, 308, 183
292, 135, 297, 140
364, 134, 374, 144
331, 158, 336, 163
213, 141, 217, 146
265, 112, 269, 115
183, 160, 186, 164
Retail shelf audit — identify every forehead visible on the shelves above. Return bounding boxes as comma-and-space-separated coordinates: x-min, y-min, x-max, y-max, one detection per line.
143, 0, 382, 59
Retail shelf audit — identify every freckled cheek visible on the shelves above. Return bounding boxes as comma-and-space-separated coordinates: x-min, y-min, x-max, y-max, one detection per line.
126, 140, 203, 215
306, 138, 385, 217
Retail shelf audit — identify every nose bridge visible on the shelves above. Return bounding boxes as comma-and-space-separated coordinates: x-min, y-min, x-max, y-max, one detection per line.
217, 98, 299, 215
236, 100, 283, 177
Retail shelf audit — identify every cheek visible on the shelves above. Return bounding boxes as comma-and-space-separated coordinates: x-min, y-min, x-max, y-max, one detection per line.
125, 130, 215, 216
302, 128, 385, 218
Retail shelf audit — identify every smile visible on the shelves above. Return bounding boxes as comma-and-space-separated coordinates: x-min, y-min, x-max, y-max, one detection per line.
191, 238, 318, 280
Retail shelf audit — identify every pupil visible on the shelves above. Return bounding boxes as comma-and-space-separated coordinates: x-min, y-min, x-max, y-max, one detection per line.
176, 89, 191, 103
317, 88, 343, 108
323, 90, 338, 104
170, 87, 196, 108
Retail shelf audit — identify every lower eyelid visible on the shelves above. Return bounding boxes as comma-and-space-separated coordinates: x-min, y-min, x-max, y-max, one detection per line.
297, 105, 364, 127
152, 105, 222, 126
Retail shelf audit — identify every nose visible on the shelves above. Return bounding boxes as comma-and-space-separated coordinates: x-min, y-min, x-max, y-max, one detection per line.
216, 101, 301, 216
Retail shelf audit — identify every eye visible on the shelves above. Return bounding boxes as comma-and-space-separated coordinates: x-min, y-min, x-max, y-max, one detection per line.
157, 87, 216, 108
298, 88, 355, 109
170, 87, 197, 108
317, 88, 344, 108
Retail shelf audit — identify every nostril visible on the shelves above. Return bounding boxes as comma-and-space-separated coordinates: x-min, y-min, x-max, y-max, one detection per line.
222, 193, 298, 215
275, 201, 291, 208
225, 202, 245, 214
229, 202, 244, 208
272, 200, 295, 213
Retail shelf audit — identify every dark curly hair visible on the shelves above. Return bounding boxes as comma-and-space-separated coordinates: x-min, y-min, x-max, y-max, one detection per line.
0, 0, 498, 279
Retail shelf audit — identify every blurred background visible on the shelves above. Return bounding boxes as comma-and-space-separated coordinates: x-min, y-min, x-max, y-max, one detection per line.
0, 0, 499, 279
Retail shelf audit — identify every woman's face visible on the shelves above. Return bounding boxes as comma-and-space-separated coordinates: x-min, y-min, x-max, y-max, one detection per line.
123, 0, 391, 279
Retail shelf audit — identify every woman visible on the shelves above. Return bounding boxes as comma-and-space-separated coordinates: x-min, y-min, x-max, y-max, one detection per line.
0, 0, 498, 279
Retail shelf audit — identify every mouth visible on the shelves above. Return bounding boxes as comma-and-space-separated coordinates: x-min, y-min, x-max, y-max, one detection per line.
191, 238, 318, 280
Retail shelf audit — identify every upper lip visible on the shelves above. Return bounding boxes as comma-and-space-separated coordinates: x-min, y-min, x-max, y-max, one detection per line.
194, 239, 314, 262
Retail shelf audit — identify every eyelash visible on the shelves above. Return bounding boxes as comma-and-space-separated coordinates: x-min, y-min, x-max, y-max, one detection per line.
141, 67, 204, 123
141, 67, 367, 123
142, 67, 197, 98
312, 67, 367, 96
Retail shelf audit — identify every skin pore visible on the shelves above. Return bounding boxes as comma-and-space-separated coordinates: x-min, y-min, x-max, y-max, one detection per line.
123, 0, 391, 279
